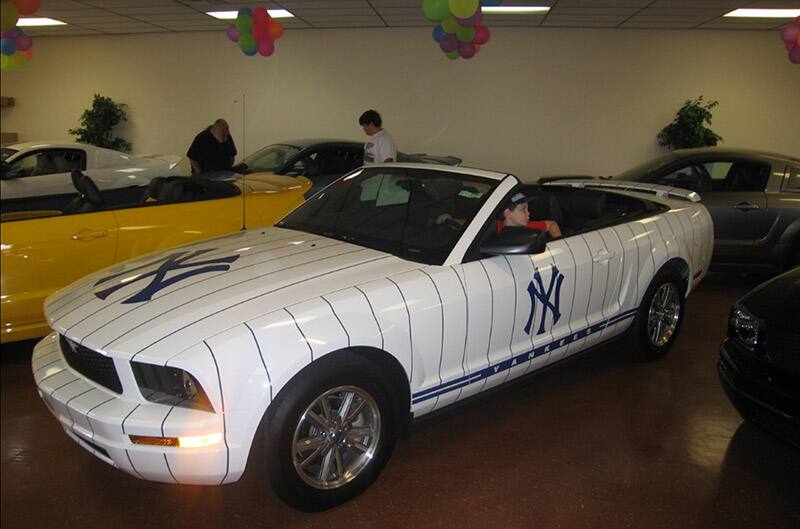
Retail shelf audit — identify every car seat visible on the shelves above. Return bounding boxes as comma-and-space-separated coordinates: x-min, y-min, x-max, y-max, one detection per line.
63, 170, 104, 214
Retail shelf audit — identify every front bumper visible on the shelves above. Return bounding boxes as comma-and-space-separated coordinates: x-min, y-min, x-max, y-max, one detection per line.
32, 334, 239, 484
718, 338, 800, 447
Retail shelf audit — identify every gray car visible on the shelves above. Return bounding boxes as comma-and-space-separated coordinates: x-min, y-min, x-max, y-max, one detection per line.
612, 147, 800, 272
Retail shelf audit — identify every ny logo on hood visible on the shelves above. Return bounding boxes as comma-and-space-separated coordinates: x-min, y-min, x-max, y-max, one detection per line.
94, 249, 240, 304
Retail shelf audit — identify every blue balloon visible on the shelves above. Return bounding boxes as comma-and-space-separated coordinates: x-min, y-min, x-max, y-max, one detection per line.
0, 38, 16, 56
238, 7, 252, 16
480, 0, 502, 6
432, 25, 446, 42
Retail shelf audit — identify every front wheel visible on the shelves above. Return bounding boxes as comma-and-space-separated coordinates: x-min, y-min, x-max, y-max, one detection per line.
264, 353, 397, 511
631, 268, 686, 361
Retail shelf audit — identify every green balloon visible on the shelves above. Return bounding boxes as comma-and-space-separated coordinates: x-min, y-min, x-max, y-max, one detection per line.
238, 34, 256, 53
456, 25, 475, 42
449, 0, 479, 20
236, 14, 253, 32
423, 0, 450, 21
1, 2, 20, 31
445, 50, 459, 60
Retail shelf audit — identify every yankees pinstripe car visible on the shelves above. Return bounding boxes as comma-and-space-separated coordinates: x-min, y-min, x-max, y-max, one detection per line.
32, 163, 713, 510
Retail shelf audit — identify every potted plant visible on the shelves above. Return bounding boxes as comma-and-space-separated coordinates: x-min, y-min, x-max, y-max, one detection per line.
657, 96, 722, 150
69, 94, 132, 152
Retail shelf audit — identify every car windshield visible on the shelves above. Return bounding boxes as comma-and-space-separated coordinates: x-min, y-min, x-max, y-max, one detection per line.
1, 148, 18, 162
241, 144, 302, 173
614, 152, 679, 180
278, 166, 497, 265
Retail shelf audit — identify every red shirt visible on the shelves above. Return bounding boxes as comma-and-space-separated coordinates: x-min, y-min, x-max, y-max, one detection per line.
496, 220, 547, 235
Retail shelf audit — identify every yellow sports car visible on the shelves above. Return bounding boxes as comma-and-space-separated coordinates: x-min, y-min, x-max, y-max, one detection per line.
0, 170, 310, 344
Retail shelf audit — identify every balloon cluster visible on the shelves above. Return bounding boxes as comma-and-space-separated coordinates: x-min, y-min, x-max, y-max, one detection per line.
226, 7, 284, 57
424, 0, 500, 60
0, 0, 39, 72
780, 16, 800, 64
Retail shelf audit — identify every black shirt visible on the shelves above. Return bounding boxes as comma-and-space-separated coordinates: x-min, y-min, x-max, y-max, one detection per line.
187, 128, 237, 172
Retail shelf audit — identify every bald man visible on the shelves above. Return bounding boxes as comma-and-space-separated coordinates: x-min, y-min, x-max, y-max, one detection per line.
187, 118, 237, 174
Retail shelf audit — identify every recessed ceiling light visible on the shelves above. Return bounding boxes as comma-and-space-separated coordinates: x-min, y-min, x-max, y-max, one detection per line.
207, 10, 294, 20
724, 9, 800, 18
481, 6, 550, 14
17, 18, 67, 27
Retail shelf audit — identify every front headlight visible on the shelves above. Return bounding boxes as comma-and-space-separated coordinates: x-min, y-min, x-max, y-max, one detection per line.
729, 305, 763, 351
131, 362, 214, 412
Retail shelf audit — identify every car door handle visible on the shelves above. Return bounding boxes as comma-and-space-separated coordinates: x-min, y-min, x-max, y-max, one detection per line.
732, 202, 759, 211
593, 249, 616, 262
71, 229, 109, 241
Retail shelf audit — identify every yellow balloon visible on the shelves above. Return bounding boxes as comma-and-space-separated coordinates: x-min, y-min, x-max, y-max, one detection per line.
441, 16, 459, 34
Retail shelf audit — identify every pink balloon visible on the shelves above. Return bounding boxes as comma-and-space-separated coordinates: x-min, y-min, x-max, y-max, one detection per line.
795, 15, 800, 28
787, 41, 796, 51
781, 25, 799, 44
226, 24, 239, 42
473, 24, 490, 45
790, 44, 800, 64
257, 38, 275, 56
252, 23, 268, 40
252, 7, 269, 25
0, 29, 17, 39
15, 33, 32, 51
458, 41, 475, 59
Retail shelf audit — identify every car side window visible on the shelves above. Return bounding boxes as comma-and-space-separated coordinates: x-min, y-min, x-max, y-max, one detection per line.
655, 164, 711, 192
703, 161, 769, 192
782, 166, 800, 191
6, 149, 85, 178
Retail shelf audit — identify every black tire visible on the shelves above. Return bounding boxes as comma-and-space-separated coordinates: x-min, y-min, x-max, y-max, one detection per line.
630, 267, 686, 362
264, 352, 397, 511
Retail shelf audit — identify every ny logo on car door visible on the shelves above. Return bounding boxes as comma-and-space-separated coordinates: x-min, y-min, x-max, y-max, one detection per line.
524, 266, 564, 335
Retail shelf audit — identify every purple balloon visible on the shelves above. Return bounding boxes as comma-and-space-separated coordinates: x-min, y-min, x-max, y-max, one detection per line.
15, 33, 32, 51
226, 24, 240, 42
439, 33, 458, 53
781, 25, 799, 44
790, 44, 800, 64
458, 41, 475, 59
455, 11, 482, 26
0, 29, 18, 40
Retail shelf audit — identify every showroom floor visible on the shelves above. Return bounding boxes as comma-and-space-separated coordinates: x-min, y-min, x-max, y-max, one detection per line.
1, 272, 798, 529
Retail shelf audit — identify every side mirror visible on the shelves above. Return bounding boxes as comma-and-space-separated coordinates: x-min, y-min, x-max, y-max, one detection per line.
479, 226, 547, 255
231, 162, 248, 174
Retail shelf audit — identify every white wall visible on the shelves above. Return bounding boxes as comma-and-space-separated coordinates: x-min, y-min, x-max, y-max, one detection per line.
1, 27, 798, 179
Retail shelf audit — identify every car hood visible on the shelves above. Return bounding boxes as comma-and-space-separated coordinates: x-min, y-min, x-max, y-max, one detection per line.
739, 266, 800, 323
44, 227, 416, 364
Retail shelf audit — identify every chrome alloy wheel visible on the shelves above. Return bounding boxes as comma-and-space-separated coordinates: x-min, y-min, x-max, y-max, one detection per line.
647, 282, 680, 347
292, 385, 381, 490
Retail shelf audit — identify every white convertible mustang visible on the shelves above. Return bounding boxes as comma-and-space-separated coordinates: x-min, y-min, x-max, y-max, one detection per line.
1, 141, 182, 200
32, 163, 712, 510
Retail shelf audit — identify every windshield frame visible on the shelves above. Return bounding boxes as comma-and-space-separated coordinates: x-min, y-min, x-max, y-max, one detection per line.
241, 143, 303, 173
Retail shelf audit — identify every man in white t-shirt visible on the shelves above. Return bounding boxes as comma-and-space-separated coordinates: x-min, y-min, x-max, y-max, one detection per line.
359, 109, 397, 165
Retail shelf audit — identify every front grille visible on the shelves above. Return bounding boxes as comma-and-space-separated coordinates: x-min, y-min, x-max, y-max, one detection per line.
59, 335, 123, 394
766, 328, 800, 376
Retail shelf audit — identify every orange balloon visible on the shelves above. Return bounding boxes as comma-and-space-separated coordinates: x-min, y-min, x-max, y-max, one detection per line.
267, 19, 284, 40
22, 48, 32, 60
11, 0, 40, 16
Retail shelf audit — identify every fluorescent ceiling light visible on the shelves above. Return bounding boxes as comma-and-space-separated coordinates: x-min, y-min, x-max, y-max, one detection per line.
481, 6, 550, 14
17, 18, 67, 27
724, 9, 800, 18
207, 10, 294, 20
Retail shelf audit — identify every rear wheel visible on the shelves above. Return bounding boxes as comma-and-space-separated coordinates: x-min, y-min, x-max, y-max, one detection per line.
264, 353, 397, 511
631, 268, 686, 361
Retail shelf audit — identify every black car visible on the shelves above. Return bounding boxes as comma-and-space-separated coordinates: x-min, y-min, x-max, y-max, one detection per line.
718, 266, 800, 447
231, 138, 461, 198
613, 147, 800, 272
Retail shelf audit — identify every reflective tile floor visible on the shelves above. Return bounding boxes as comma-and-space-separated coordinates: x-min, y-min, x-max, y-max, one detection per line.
2, 273, 798, 529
